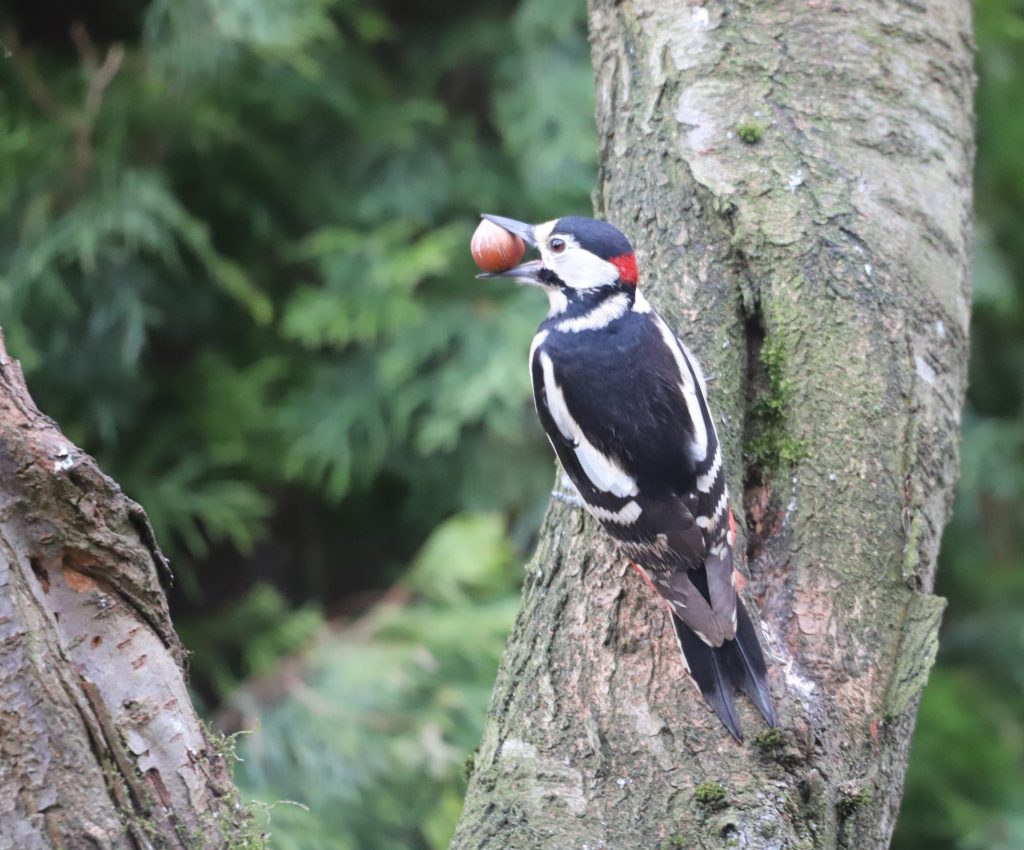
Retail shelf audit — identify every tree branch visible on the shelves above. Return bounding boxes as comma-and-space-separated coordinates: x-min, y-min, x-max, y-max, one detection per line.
0, 328, 254, 850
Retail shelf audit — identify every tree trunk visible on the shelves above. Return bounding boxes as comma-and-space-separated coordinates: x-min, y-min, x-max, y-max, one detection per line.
451, 2, 973, 848
0, 330, 253, 849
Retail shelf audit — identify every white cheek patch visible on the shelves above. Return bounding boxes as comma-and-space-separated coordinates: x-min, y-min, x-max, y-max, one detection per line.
536, 222, 620, 291
539, 351, 639, 499
551, 250, 620, 290
534, 221, 569, 313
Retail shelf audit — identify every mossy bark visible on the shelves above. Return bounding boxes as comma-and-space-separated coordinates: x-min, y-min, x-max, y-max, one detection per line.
450, 2, 972, 848
0, 330, 256, 849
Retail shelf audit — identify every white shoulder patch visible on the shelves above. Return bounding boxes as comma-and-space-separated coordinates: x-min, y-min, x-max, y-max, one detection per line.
680, 341, 708, 395
529, 330, 549, 407
652, 315, 709, 463
530, 329, 550, 364
539, 351, 639, 499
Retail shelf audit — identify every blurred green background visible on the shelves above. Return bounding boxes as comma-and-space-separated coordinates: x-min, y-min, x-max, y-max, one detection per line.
0, 1, 1019, 848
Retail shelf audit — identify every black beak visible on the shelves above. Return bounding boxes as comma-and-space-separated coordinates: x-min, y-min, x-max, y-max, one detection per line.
476, 214, 544, 283
480, 214, 537, 247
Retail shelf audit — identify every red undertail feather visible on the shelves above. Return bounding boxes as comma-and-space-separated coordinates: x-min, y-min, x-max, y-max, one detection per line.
630, 560, 657, 592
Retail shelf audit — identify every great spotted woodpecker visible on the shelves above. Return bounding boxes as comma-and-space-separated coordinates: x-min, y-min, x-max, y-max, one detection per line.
478, 213, 776, 740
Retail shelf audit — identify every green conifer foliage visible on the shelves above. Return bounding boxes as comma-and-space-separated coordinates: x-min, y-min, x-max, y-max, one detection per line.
0, 0, 594, 597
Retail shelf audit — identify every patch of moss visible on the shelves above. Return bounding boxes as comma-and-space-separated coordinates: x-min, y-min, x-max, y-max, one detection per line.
838, 788, 872, 816
746, 335, 808, 472
695, 780, 728, 809
752, 727, 783, 756
205, 725, 246, 764
462, 752, 476, 781
659, 836, 687, 850
196, 722, 272, 850
721, 822, 741, 847
736, 120, 766, 144
221, 805, 272, 850
902, 511, 922, 580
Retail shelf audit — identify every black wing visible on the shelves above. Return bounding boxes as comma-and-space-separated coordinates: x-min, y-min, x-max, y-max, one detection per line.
531, 311, 735, 645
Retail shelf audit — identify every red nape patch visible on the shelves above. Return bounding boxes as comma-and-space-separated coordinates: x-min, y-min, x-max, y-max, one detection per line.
610, 253, 638, 285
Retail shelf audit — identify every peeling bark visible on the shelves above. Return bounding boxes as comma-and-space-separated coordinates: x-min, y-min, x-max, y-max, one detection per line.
0, 330, 252, 850
451, 2, 972, 848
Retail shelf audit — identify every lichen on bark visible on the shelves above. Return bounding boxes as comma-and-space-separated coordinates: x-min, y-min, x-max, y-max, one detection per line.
450, 1, 973, 848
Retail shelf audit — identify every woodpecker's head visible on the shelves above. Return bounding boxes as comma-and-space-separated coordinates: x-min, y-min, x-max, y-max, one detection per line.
477, 214, 638, 294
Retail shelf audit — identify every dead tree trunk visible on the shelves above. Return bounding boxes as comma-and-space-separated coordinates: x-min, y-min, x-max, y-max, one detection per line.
451, 2, 973, 848
0, 330, 253, 849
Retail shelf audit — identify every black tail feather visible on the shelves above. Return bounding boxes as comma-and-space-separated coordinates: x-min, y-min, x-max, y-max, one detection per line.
671, 613, 744, 740
671, 604, 776, 741
732, 601, 777, 728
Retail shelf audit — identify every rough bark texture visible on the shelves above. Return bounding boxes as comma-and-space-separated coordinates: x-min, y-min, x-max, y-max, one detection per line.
0, 330, 252, 850
451, 2, 973, 849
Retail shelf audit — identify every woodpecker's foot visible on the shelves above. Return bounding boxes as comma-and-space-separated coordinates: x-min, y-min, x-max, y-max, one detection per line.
551, 488, 586, 509
551, 472, 586, 510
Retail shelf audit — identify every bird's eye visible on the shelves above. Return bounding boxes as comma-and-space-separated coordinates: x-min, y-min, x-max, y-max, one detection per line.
549, 238, 566, 254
